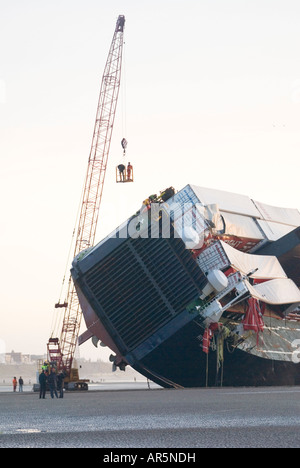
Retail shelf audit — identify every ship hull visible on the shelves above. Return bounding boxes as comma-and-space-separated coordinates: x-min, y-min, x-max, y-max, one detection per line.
75, 275, 300, 388
129, 318, 300, 388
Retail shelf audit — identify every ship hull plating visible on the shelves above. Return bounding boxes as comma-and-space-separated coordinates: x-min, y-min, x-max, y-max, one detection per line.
129, 318, 300, 388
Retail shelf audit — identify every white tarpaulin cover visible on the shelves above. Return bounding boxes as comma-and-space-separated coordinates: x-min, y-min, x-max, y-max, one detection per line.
256, 219, 295, 242
190, 185, 261, 218
254, 200, 300, 226
222, 212, 265, 240
189, 185, 300, 227
247, 278, 300, 305
220, 240, 287, 280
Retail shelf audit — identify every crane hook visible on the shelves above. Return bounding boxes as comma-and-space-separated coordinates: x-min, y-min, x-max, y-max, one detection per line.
121, 138, 128, 155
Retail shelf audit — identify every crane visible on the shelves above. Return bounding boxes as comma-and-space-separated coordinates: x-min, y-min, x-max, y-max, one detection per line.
47, 15, 126, 389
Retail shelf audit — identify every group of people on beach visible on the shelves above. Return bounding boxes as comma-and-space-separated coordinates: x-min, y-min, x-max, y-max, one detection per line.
12, 376, 24, 392
39, 365, 65, 399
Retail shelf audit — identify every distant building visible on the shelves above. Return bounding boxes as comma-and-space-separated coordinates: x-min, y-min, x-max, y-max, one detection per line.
2, 351, 46, 365
10, 351, 22, 364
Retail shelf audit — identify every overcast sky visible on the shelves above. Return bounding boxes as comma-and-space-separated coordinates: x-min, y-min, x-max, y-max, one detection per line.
0, 0, 300, 361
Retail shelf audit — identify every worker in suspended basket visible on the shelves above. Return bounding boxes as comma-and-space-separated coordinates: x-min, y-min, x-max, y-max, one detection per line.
117, 163, 126, 181
127, 162, 133, 181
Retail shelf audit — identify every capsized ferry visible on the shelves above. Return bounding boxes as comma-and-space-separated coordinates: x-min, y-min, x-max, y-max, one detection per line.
71, 184, 300, 387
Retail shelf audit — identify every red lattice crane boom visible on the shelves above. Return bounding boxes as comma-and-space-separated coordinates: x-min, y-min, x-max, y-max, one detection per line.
48, 15, 125, 384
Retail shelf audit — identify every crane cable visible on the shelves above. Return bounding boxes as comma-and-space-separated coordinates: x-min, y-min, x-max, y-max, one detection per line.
121, 39, 127, 142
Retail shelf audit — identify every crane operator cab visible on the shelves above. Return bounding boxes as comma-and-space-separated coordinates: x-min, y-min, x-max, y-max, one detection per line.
116, 138, 134, 183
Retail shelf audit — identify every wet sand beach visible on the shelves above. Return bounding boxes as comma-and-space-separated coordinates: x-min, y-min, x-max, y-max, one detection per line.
0, 386, 300, 448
